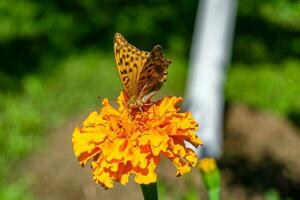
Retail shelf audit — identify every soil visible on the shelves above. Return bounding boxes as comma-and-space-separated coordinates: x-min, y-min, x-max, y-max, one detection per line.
222, 104, 300, 199
24, 104, 300, 200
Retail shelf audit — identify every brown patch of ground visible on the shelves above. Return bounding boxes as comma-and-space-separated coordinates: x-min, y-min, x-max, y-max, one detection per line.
222, 104, 300, 199
24, 104, 300, 199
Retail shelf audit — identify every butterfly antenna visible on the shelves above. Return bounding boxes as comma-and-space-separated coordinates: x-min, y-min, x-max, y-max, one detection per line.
97, 96, 119, 104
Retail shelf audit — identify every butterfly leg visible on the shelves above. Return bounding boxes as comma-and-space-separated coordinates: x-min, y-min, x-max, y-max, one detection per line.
152, 106, 157, 117
139, 106, 144, 115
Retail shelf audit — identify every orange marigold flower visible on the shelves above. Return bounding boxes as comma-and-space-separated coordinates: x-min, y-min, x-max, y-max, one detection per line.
72, 92, 202, 189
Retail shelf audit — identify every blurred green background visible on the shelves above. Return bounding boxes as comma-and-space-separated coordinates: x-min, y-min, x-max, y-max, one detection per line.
0, 0, 299, 199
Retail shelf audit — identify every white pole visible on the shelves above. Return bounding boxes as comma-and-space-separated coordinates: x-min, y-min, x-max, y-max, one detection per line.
185, 0, 237, 158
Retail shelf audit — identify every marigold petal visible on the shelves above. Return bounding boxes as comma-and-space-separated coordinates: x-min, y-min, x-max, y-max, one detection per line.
184, 148, 198, 166
134, 158, 158, 184
127, 146, 148, 168
102, 139, 125, 161
156, 96, 182, 114
72, 127, 104, 165
83, 111, 98, 126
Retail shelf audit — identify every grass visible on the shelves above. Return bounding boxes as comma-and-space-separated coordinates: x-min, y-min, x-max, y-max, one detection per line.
226, 60, 300, 118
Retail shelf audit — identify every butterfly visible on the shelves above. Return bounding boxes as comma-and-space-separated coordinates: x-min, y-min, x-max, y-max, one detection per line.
114, 33, 171, 109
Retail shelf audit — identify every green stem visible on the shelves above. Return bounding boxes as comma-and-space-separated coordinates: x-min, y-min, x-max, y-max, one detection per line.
208, 188, 220, 200
140, 182, 158, 200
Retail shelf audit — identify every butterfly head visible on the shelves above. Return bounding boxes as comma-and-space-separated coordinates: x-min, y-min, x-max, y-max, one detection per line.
127, 95, 143, 109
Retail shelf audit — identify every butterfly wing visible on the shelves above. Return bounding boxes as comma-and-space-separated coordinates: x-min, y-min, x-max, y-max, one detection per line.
137, 45, 172, 102
114, 33, 150, 99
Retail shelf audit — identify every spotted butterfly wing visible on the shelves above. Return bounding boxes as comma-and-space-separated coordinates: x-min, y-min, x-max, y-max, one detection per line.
138, 45, 171, 103
114, 33, 149, 99
114, 33, 171, 107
